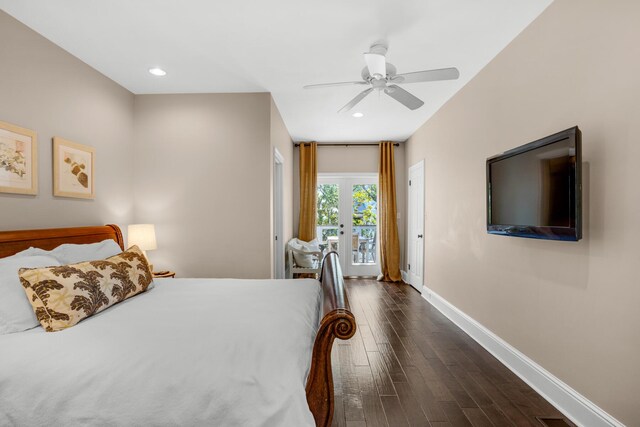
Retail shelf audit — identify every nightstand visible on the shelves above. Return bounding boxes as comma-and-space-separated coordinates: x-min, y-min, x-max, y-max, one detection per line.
153, 270, 175, 278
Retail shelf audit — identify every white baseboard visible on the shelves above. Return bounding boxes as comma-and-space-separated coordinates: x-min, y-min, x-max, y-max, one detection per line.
421, 285, 623, 427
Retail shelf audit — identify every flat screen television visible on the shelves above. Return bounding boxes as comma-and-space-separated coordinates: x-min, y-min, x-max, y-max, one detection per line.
486, 126, 582, 241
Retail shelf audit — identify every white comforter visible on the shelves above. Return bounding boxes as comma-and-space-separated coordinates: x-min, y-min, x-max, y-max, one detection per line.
0, 278, 321, 427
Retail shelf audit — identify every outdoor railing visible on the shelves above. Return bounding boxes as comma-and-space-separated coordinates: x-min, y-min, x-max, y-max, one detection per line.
316, 225, 376, 241
316, 225, 377, 263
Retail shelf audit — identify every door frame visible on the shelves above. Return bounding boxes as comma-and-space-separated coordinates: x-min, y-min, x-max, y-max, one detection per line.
407, 160, 425, 291
317, 173, 379, 277
273, 148, 285, 279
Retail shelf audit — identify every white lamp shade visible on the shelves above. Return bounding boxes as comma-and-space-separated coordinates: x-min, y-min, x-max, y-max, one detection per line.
128, 224, 157, 251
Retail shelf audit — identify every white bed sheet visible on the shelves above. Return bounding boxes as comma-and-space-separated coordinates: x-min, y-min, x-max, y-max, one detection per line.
0, 278, 322, 427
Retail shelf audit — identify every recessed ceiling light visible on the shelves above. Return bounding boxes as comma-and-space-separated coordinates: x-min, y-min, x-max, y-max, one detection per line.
352, 112, 364, 118
148, 67, 167, 77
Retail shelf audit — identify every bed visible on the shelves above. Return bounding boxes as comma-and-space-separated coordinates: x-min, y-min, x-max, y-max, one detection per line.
0, 224, 355, 427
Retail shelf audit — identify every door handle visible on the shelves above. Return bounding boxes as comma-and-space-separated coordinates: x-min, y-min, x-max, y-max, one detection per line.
340, 231, 344, 235
340, 224, 344, 228
418, 234, 423, 238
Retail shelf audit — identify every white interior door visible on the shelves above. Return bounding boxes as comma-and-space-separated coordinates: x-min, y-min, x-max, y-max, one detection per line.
317, 174, 379, 277
273, 149, 284, 279
407, 160, 424, 291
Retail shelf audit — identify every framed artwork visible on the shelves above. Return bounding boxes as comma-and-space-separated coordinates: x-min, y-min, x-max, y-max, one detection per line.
0, 120, 38, 195
53, 137, 95, 199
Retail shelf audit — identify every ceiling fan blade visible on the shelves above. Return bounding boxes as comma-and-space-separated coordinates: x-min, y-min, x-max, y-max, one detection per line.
391, 67, 460, 84
303, 81, 368, 89
338, 88, 374, 113
364, 53, 386, 79
384, 85, 424, 110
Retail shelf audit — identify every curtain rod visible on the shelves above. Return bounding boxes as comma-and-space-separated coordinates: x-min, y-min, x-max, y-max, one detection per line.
294, 143, 400, 147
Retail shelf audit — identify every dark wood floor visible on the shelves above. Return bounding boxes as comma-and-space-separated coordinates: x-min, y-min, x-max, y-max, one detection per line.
331, 279, 572, 427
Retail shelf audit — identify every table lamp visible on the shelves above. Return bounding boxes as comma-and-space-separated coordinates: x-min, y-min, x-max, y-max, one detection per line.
128, 224, 157, 271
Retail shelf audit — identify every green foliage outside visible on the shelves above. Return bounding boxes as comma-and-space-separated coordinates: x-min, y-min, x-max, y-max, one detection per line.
352, 184, 377, 226
317, 184, 339, 226
316, 184, 377, 242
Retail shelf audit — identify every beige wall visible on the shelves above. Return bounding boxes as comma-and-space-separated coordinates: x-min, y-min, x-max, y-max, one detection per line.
317, 145, 380, 174
0, 12, 295, 280
405, 0, 639, 423
0, 11, 135, 233
293, 143, 406, 269
133, 93, 273, 278
270, 97, 294, 277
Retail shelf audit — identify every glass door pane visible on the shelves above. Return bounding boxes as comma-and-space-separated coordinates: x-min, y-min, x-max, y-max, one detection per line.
316, 183, 339, 254
351, 184, 377, 266
316, 175, 379, 277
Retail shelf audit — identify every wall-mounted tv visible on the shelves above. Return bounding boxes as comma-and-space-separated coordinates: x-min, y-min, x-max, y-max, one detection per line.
486, 126, 582, 241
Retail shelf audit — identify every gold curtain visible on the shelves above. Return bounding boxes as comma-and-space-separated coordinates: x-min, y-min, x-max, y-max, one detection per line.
378, 142, 402, 282
298, 142, 317, 242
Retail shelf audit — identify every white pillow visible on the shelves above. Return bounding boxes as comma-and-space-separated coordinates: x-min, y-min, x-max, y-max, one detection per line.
290, 238, 321, 268
0, 254, 61, 334
2, 247, 45, 259
44, 239, 122, 264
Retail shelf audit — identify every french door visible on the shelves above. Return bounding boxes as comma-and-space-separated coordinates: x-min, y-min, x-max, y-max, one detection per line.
317, 174, 379, 277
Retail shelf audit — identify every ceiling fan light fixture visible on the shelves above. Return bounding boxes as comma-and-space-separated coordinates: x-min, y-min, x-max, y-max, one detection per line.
352, 112, 364, 118
364, 53, 386, 80
148, 67, 167, 76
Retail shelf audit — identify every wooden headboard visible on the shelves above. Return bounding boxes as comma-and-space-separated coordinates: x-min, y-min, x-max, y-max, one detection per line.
0, 224, 124, 258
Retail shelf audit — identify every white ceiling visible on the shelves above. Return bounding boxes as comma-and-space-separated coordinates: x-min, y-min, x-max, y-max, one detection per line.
0, 0, 552, 142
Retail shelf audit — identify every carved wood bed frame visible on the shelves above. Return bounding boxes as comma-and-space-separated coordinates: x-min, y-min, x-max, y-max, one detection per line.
0, 224, 355, 427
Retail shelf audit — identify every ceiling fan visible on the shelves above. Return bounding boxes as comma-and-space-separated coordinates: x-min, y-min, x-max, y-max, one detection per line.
304, 43, 460, 113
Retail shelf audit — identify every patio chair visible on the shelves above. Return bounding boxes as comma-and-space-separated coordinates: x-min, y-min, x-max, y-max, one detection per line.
352, 233, 360, 263
366, 230, 377, 263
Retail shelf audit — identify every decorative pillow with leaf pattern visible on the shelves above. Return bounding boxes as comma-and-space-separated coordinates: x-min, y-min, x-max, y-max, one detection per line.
18, 245, 153, 332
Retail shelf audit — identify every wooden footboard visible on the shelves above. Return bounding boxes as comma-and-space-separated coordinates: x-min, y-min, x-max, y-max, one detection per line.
306, 251, 356, 427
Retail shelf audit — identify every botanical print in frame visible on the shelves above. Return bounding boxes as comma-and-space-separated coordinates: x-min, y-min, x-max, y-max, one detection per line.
53, 137, 95, 199
0, 120, 38, 195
